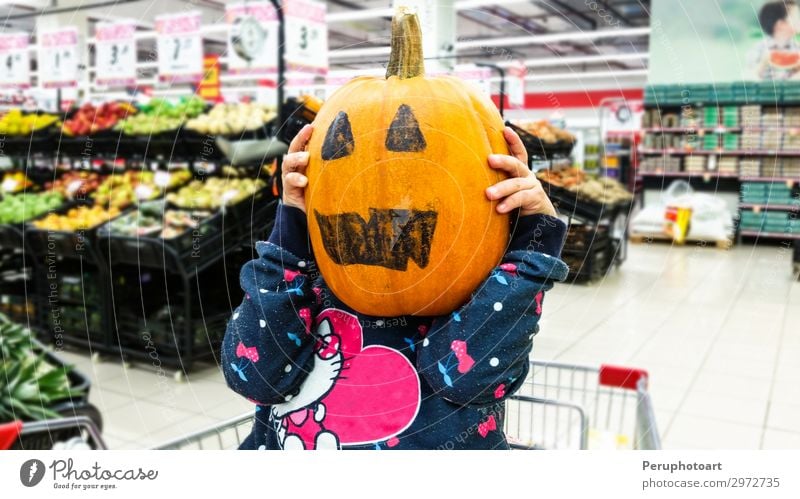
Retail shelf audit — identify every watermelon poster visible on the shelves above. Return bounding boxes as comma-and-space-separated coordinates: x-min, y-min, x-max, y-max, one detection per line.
649, 0, 800, 83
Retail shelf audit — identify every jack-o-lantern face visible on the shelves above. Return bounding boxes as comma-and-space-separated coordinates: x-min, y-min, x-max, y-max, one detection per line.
305, 10, 509, 317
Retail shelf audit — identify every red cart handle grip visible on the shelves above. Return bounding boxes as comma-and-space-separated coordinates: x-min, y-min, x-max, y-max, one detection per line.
599, 364, 649, 390
0, 420, 23, 450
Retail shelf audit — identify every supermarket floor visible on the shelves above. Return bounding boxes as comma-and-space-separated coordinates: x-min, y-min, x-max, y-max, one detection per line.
57, 241, 800, 450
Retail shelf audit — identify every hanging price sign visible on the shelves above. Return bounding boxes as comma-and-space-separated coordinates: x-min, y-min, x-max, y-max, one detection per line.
507, 61, 527, 108
0, 33, 30, 89
226, 2, 279, 75
38, 28, 79, 88
95, 22, 136, 87
284, 0, 328, 74
156, 11, 203, 84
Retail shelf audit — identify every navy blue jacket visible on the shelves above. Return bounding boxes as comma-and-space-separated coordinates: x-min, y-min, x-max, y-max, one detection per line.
222, 203, 568, 450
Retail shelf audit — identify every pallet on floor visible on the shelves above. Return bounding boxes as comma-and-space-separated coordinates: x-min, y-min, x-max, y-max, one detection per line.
629, 232, 733, 249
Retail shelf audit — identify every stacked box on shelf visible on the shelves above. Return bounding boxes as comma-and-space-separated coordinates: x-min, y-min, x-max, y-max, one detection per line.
679, 108, 699, 128
740, 159, 762, 176
783, 83, 800, 102
783, 158, 800, 176
722, 133, 739, 150
718, 157, 739, 174
640, 156, 681, 173
762, 158, 782, 178
784, 132, 800, 150
741, 130, 761, 150
703, 106, 719, 127
741, 182, 797, 205
721, 106, 739, 127
702, 134, 720, 150
762, 130, 782, 150
758, 86, 781, 104
762, 109, 783, 128
741, 105, 762, 127
685, 156, 707, 173
784, 107, 800, 127
661, 112, 680, 128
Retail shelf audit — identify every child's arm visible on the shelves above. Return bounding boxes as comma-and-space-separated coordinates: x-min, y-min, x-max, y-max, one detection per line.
221, 125, 319, 405
221, 203, 318, 405
416, 213, 568, 406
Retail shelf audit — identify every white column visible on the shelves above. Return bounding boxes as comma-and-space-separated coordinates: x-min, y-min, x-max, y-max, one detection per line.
392, 0, 456, 74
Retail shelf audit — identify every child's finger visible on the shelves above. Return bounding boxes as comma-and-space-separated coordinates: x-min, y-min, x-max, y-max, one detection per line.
282, 151, 310, 175
503, 127, 528, 165
485, 176, 536, 200
288, 124, 313, 154
488, 153, 529, 178
496, 190, 529, 213
285, 172, 308, 188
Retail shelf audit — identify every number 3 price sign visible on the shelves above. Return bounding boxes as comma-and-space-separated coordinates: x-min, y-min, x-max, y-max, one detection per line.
155, 11, 203, 84
95, 22, 137, 87
284, 0, 328, 75
0, 33, 30, 89
38, 28, 79, 88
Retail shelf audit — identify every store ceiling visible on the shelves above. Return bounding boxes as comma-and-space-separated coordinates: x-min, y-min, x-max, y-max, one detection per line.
0, 0, 651, 75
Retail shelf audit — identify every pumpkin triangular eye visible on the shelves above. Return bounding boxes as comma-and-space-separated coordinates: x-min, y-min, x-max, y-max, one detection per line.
386, 104, 426, 152
321, 111, 355, 160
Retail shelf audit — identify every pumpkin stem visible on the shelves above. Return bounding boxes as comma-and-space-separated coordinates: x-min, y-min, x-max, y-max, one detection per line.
385, 7, 425, 79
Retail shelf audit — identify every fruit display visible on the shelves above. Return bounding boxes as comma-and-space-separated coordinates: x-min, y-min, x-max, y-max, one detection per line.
93, 170, 192, 209
166, 177, 266, 210
0, 110, 60, 135
0, 192, 64, 224
103, 203, 213, 239
537, 168, 633, 205
1, 171, 34, 193
185, 102, 277, 136
516, 120, 576, 144
115, 97, 206, 135
45, 171, 105, 199
305, 10, 508, 317
62, 102, 137, 136
32, 205, 121, 231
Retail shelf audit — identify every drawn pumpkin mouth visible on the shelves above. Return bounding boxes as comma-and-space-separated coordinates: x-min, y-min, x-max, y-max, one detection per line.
314, 208, 438, 271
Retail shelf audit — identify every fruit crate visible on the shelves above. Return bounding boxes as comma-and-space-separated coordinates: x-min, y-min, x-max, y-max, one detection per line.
505, 121, 575, 162
24, 202, 126, 264
107, 258, 242, 371
34, 268, 108, 350
563, 239, 613, 283
224, 186, 279, 243
96, 208, 231, 272
702, 106, 719, 127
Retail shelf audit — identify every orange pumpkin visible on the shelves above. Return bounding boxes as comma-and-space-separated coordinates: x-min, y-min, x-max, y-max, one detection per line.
305, 8, 509, 316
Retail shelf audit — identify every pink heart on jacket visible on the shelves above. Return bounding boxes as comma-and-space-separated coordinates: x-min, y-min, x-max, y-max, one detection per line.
315, 309, 421, 446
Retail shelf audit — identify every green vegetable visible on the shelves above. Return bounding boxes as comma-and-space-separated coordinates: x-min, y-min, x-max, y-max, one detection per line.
0, 192, 64, 224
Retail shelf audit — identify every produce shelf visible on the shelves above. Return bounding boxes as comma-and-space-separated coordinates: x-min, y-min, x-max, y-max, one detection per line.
639, 148, 800, 156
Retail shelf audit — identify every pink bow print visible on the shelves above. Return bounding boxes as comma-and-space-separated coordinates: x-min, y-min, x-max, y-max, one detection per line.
534, 291, 543, 315
298, 308, 312, 334
477, 415, 497, 438
236, 342, 259, 363
494, 384, 506, 399
500, 263, 518, 276
284, 269, 304, 282
450, 340, 475, 374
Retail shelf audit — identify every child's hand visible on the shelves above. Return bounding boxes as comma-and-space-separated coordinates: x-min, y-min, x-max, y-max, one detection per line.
282, 124, 313, 213
485, 127, 557, 217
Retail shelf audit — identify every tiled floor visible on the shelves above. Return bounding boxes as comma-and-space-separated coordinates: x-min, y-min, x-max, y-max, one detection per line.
55, 241, 800, 449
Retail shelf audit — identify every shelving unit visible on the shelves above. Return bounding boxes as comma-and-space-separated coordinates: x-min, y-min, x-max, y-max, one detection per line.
641, 82, 800, 271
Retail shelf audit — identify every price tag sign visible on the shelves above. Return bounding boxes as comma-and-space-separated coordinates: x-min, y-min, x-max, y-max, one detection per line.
95, 22, 136, 87
156, 11, 203, 84
226, 2, 279, 75
38, 28, 79, 88
284, 0, 328, 74
0, 33, 30, 89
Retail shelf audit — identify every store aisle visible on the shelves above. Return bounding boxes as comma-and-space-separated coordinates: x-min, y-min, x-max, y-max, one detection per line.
56, 242, 799, 450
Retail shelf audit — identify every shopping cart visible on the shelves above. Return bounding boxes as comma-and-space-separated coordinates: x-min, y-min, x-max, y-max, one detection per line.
0, 416, 107, 450
156, 360, 660, 450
